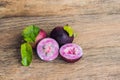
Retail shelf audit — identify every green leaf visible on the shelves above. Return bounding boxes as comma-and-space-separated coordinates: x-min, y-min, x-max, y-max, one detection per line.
22, 25, 40, 43
21, 43, 33, 66
63, 25, 74, 37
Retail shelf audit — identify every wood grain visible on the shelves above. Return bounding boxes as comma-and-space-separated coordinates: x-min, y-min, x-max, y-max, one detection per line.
0, 0, 120, 18
0, 14, 120, 80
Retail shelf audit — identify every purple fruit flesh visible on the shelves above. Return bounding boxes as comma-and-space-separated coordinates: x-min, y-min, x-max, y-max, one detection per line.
60, 43, 83, 63
50, 27, 74, 46
37, 38, 59, 61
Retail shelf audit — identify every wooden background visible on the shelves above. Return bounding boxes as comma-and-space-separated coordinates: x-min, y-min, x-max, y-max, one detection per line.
0, 0, 120, 80
0, 0, 120, 17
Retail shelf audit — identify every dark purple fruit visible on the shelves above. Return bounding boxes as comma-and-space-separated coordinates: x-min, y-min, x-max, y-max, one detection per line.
50, 25, 74, 46
37, 38, 59, 61
60, 43, 83, 63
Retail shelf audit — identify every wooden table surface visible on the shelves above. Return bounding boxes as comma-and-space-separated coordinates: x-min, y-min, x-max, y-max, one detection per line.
0, 0, 120, 80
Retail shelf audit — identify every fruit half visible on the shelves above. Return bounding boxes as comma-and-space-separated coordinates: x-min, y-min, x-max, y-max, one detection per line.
60, 43, 83, 62
37, 38, 59, 61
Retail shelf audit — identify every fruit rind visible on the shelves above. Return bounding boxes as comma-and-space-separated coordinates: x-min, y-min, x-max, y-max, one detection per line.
34, 29, 47, 48
60, 43, 83, 63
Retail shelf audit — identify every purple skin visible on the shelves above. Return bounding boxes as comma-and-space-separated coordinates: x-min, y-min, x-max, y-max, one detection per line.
37, 38, 59, 61
35, 29, 47, 44
32, 29, 47, 48
50, 27, 74, 46
60, 43, 83, 63
60, 55, 82, 63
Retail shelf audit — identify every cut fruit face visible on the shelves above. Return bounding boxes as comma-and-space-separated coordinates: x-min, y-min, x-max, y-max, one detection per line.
60, 43, 83, 62
37, 38, 59, 61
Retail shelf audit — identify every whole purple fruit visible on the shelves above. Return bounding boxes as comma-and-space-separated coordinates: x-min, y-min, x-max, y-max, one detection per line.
50, 25, 74, 46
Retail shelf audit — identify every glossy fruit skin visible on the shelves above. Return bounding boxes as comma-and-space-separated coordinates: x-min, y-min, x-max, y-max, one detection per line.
32, 29, 47, 48
36, 38, 59, 61
50, 27, 74, 46
60, 43, 83, 63
35, 29, 47, 44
